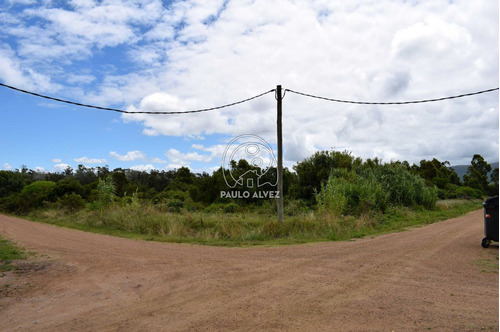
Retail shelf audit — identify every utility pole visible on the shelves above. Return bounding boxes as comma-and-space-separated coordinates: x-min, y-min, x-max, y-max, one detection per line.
276, 85, 284, 222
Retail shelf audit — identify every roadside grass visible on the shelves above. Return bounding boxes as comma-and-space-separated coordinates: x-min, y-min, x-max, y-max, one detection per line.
475, 250, 499, 273
0, 235, 27, 272
20, 199, 482, 247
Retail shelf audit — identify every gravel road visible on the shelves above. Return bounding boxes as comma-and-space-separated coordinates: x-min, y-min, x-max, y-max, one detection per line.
0, 210, 498, 331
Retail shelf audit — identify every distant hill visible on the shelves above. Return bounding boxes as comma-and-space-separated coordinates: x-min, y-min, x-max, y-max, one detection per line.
450, 162, 499, 180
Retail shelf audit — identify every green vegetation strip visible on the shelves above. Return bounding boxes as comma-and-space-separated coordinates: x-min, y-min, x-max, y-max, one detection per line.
0, 235, 27, 272
23, 199, 482, 247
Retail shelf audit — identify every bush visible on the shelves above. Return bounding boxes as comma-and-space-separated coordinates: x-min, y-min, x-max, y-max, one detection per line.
58, 193, 86, 213
16, 181, 57, 212
0, 194, 24, 214
0, 181, 57, 213
88, 176, 116, 210
204, 202, 240, 213
317, 169, 387, 216
369, 165, 438, 209
0, 171, 25, 198
21, 181, 56, 197
167, 199, 184, 213
448, 185, 484, 199
52, 178, 84, 199
317, 165, 438, 216
283, 199, 309, 216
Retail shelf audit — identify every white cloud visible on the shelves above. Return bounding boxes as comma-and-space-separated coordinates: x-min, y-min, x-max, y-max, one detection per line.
191, 143, 227, 160
110, 150, 146, 162
8, 0, 37, 5
66, 73, 96, 85
130, 164, 156, 172
53, 163, 71, 172
114, 0, 497, 166
150, 157, 167, 164
51, 158, 62, 163
2, 163, 13, 171
0, 0, 497, 167
0, 44, 56, 92
34, 166, 45, 173
165, 148, 212, 166
74, 156, 108, 164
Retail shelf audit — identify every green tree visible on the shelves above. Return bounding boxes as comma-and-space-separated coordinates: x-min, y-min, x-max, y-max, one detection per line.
74, 165, 98, 185
18, 181, 57, 212
52, 178, 84, 199
463, 154, 491, 194
291, 150, 361, 201
58, 193, 86, 213
111, 169, 130, 197
489, 168, 499, 196
412, 158, 461, 198
0, 171, 25, 198
317, 164, 438, 216
90, 176, 116, 209
413, 158, 460, 187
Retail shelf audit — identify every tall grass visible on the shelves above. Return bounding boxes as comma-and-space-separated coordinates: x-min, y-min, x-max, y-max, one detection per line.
317, 165, 438, 217
369, 165, 438, 209
317, 169, 387, 216
26, 198, 480, 246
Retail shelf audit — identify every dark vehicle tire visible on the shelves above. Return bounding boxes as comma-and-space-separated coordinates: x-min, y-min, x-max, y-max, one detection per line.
481, 237, 491, 248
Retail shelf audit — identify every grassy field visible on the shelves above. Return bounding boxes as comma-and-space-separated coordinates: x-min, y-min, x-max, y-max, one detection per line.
20, 199, 483, 247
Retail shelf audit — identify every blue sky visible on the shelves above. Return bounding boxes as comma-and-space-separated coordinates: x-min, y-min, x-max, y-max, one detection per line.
0, 0, 498, 174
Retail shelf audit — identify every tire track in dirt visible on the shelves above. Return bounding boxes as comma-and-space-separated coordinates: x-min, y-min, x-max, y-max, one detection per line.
0, 210, 497, 331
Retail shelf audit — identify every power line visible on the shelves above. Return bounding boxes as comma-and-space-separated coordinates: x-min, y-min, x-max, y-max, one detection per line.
285, 87, 499, 105
1, 82, 498, 113
0, 82, 275, 114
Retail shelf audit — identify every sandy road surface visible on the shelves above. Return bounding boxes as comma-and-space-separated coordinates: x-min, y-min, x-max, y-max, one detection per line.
0, 211, 498, 331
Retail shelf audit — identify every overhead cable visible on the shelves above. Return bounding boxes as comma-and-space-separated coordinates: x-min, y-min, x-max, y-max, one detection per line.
0, 82, 275, 114
1, 82, 498, 113
285, 87, 499, 105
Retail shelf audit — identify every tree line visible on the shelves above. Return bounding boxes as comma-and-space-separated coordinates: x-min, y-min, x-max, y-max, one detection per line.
0, 152, 497, 215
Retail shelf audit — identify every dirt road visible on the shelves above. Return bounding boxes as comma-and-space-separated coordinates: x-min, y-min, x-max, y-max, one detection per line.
0, 211, 498, 331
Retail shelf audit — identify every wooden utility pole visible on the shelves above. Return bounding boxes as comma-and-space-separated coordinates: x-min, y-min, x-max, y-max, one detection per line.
276, 85, 284, 222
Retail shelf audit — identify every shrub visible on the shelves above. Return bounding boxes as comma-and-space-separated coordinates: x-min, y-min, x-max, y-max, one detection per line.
58, 193, 86, 213
222, 202, 239, 213
167, 199, 184, 213
203, 202, 241, 214
317, 165, 438, 216
21, 181, 56, 197
0, 194, 24, 214
283, 199, 309, 216
15, 181, 57, 212
369, 165, 438, 209
0, 171, 25, 198
52, 178, 84, 199
88, 176, 116, 210
449, 185, 484, 199
317, 169, 387, 216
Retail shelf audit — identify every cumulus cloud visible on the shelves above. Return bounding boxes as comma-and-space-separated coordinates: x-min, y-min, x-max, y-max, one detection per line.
117, 0, 498, 165
53, 163, 72, 172
74, 156, 108, 164
165, 148, 212, 166
1, 0, 498, 167
34, 166, 45, 173
192, 143, 227, 159
110, 150, 146, 162
2, 163, 13, 170
0, 44, 56, 92
130, 164, 156, 172
150, 157, 167, 164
